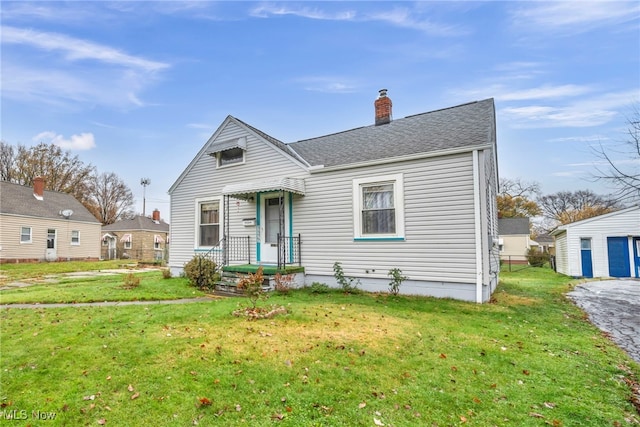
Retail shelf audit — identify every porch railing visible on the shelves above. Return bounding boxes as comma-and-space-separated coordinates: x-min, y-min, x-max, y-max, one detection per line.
277, 233, 301, 269
203, 235, 251, 268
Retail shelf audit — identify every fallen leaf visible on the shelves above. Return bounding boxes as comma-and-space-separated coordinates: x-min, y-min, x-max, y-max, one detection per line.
358, 402, 366, 409
130, 392, 139, 400
127, 384, 134, 392
439, 353, 447, 359
271, 413, 284, 420
235, 404, 242, 411
97, 419, 106, 425
523, 370, 530, 375
106, 376, 111, 381
83, 395, 95, 401
460, 416, 468, 423
529, 412, 545, 418
199, 397, 212, 406
374, 417, 385, 426
544, 402, 556, 409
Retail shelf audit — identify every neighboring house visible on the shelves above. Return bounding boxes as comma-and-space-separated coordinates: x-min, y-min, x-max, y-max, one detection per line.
534, 233, 555, 255
551, 206, 640, 278
0, 178, 101, 263
497, 217, 533, 263
168, 91, 500, 302
101, 209, 169, 261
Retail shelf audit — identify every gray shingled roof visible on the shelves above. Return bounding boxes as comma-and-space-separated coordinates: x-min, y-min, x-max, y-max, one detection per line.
102, 215, 169, 232
498, 218, 530, 235
0, 181, 100, 223
286, 98, 495, 167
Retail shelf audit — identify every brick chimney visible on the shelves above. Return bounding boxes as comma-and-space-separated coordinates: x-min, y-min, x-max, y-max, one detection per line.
152, 209, 160, 222
374, 89, 392, 126
33, 176, 45, 200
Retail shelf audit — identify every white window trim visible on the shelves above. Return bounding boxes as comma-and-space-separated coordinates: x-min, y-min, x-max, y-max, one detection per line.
71, 230, 80, 245
216, 148, 246, 168
20, 227, 32, 244
194, 196, 224, 249
352, 173, 405, 240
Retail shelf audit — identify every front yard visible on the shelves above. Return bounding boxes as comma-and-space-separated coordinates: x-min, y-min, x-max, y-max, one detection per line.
0, 263, 638, 426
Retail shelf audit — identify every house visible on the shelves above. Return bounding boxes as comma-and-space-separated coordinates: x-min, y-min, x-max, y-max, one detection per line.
0, 178, 101, 263
497, 217, 533, 264
551, 205, 640, 278
534, 233, 555, 255
168, 91, 500, 302
101, 209, 169, 261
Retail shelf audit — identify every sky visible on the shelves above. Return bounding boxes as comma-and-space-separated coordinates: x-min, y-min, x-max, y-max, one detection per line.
2, 1, 639, 222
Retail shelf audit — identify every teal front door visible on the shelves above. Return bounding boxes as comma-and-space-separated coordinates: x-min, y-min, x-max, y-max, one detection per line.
634, 238, 640, 278
580, 238, 593, 278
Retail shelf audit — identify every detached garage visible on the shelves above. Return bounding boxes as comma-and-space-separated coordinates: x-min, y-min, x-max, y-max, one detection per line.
551, 206, 640, 278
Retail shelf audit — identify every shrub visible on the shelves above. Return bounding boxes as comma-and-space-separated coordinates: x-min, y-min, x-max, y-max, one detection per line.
388, 268, 408, 296
183, 255, 219, 291
273, 273, 294, 295
526, 247, 550, 267
121, 273, 141, 289
237, 266, 267, 308
309, 282, 330, 294
333, 262, 360, 293
161, 269, 172, 279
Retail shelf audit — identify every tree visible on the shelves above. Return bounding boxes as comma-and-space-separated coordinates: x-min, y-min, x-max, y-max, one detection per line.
0, 141, 16, 182
497, 178, 541, 218
10, 142, 95, 204
85, 171, 135, 225
592, 104, 640, 203
537, 189, 620, 225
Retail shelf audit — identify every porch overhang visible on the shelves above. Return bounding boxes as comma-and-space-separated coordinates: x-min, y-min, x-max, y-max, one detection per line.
222, 177, 305, 200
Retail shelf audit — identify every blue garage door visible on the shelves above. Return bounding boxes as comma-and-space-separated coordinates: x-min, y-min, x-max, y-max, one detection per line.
607, 237, 630, 277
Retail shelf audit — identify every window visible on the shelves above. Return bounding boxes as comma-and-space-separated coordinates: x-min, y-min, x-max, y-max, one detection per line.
353, 174, 405, 240
154, 235, 164, 250
20, 227, 32, 243
580, 238, 591, 250
71, 230, 80, 245
218, 147, 244, 167
200, 201, 220, 246
121, 234, 132, 250
124, 240, 132, 250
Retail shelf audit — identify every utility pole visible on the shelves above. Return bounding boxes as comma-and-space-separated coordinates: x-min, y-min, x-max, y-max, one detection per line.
140, 178, 150, 216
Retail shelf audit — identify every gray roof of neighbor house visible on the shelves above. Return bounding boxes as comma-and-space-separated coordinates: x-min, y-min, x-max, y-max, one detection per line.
286, 98, 495, 168
102, 215, 169, 232
498, 218, 530, 235
0, 181, 100, 223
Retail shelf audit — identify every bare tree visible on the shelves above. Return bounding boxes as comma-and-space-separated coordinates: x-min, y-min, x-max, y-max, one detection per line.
85, 171, 135, 225
497, 177, 541, 218
592, 104, 640, 203
11, 142, 95, 204
537, 189, 621, 225
0, 141, 16, 182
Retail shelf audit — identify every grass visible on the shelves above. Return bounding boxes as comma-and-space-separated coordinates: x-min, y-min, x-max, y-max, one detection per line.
0, 260, 126, 283
0, 264, 638, 426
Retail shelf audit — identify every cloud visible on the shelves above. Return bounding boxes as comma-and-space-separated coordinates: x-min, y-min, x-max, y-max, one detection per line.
33, 131, 96, 150
250, 3, 465, 36
293, 76, 358, 93
509, 1, 640, 34
2, 26, 169, 109
2, 26, 168, 72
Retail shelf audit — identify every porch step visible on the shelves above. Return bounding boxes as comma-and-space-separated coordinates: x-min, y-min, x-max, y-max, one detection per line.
214, 270, 272, 295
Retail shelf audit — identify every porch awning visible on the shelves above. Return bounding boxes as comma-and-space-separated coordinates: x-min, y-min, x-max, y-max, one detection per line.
222, 177, 305, 199
120, 233, 132, 243
154, 234, 165, 243
206, 137, 247, 155
101, 233, 115, 241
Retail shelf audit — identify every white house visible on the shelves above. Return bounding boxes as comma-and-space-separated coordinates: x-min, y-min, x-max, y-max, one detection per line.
551, 205, 640, 278
0, 178, 102, 263
168, 91, 500, 302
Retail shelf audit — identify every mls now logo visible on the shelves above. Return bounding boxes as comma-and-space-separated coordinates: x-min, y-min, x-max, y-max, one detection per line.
0, 409, 27, 420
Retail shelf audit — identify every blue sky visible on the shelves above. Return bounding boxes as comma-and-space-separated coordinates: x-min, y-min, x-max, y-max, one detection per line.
2, 1, 639, 221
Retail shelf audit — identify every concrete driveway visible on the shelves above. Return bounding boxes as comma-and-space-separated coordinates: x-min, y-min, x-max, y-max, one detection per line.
567, 280, 640, 363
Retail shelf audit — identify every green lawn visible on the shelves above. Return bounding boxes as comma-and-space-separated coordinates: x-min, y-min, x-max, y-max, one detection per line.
0, 264, 638, 426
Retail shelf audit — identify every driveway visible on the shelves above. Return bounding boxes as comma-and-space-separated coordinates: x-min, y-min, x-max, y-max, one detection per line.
567, 280, 640, 363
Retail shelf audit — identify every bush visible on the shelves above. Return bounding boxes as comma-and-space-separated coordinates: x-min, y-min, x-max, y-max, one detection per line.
237, 266, 267, 308
161, 269, 172, 279
388, 268, 408, 295
309, 282, 330, 294
333, 262, 360, 293
183, 255, 219, 291
273, 273, 294, 295
526, 247, 550, 267
121, 273, 141, 289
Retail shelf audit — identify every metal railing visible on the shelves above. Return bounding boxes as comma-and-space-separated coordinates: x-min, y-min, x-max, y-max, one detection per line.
277, 233, 301, 269
203, 235, 251, 268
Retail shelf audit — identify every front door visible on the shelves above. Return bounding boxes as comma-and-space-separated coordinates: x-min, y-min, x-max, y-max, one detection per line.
45, 228, 57, 261
607, 236, 630, 278
580, 238, 593, 278
259, 194, 286, 264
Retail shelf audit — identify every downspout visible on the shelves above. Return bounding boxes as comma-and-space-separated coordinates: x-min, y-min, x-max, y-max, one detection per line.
472, 150, 483, 303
